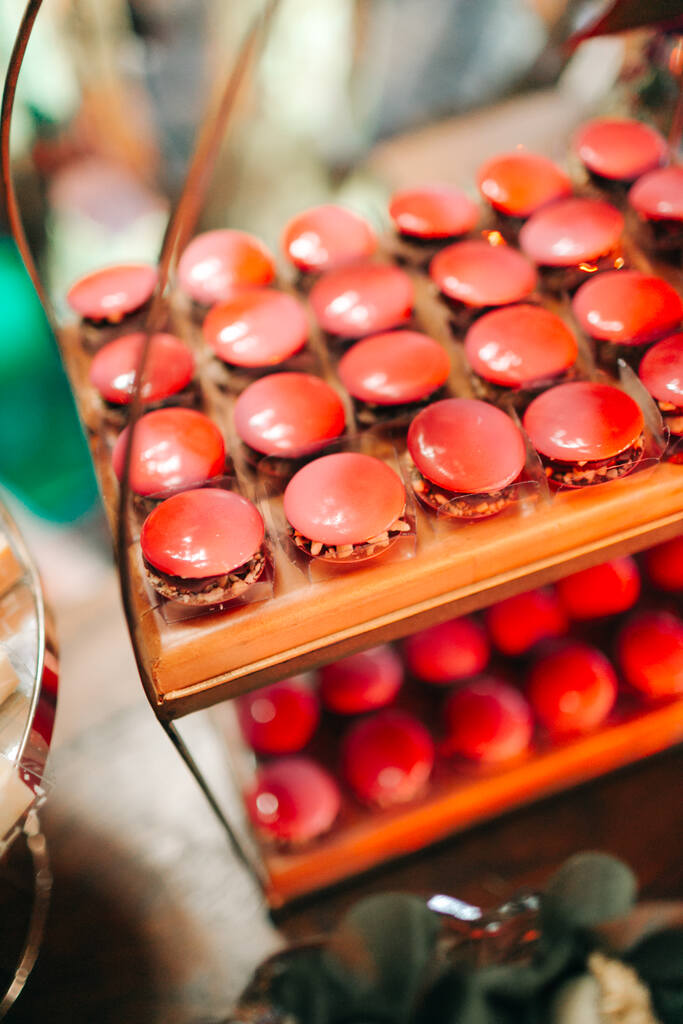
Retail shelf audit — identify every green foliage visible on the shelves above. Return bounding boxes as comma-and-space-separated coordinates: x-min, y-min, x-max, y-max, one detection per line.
234, 854, 681, 1024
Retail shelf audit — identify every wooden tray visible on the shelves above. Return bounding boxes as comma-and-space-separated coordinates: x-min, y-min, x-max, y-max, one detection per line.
57, 227, 683, 721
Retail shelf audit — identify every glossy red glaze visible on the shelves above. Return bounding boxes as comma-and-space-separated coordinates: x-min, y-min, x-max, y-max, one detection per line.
574, 118, 667, 181
629, 166, 683, 221
66, 263, 157, 320
430, 239, 537, 307
528, 643, 618, 735
310, 263, 413, 338
112, 408, 225, 496
140, 487, 264, 578
618, 611, 683, 698
388, 185, 479, 238
573, 271, 683, 346
233, 373, 345, 456
281, 205, 377, 272
519, 198, 623, 266
283, 452, 405, 546
523, 382, 644, 462
464, 304, 578, 387
477, 151, 572, 217
89, 332, 194, 405
340, 710, 434, 807
203, 288, 308, 367
245, 757, 340, 843
644, 536, 683, 592
639, 333, 683, 404
401, 617, 489, 685
237, 678, 319, 755
485, 588, 568, 656
443, 678, 533, 762
319, 645, 403, 714
177, 229, 275, 305
338, 330, 450, 405
408, 398, 526, 493
555, 557, 641, 620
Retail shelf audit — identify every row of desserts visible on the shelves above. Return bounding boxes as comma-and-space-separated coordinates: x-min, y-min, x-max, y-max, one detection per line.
233, 537, 683, 846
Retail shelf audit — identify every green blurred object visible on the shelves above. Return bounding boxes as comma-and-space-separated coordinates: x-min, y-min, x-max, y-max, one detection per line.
0, 236, 98, 522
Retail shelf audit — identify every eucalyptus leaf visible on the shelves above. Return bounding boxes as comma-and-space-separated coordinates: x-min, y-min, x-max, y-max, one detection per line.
541, 853, 637, 941
625, 928, 683, 985
323, 893, 441, 1024
478, 937, 575, 1002
649, 983, 683, 1024
412, 969, 496, 1024
268, 948, 336, 1024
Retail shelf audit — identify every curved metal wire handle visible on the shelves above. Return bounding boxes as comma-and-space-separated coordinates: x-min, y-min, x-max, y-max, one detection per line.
0, 812, 52, 1021
0, 0, 279, 885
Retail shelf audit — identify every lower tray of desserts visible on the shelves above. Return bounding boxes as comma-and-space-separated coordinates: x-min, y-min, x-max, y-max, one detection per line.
215, 539, 683, 905
57, 115, 683, 709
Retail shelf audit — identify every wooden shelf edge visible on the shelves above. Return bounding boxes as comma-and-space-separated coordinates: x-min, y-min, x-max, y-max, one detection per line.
261, 700, 683, 906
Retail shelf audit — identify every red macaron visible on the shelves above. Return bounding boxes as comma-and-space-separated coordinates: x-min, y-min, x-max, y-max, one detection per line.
177, 229, 275, 305
340, 710, 434, 807
284, 452, 407, 562
407, 398, 527, 516
464, 304, 578, 388
112, 407, 226, 497
523, 382, 645, 487
618, 611, 683, 698
233, 373, 345, 458
140, 487, 265, 604
89, 331, 194, 406
528, 643, 618, 735
629, 166, 683, 222
477, 151, 572, 218
319, 645, 403, 714
555, 557, 641, 620
430, 239, 537, 307
574, 118, 667, 182
401, 617, 489, 685
245, 756, 341, 843
572, 271, 683, 347
388, 184, 479, 239
203, 288, 308, 367
644, 536, 683, 592
442, 678, 533, 762
338, 330, 450, 407
638, 333, 683, 437
310, 263, 414, 338
281, 204, 377, 273
237, 677, 320, 755
67, 263, 157, 322
519, 198, 623, 267
485, 588, 568, 656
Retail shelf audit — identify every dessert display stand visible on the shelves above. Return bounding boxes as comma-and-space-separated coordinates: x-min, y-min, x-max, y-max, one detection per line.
3, 1, 683, 910
0, 500, 58, 1017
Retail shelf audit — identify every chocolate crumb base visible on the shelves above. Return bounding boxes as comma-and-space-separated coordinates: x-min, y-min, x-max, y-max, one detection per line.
97, 380, 202, 429
79, 301, 158, 352
241, 441, 338, 479
536, 249, 625, 294
470, 369, 576, 409
541, 434, 645, 488
409, 466, 517, 519
594, 338, 655, 372
144, 550, 266, 605
630, 216, 683, 257
658, 401, 683, 438
352, 386, 449, 427
290, 514, 411, 562
389, 233, 455, 269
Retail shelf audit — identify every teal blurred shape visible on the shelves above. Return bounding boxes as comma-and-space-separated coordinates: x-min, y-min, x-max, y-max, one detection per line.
0, 236, 98, 522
